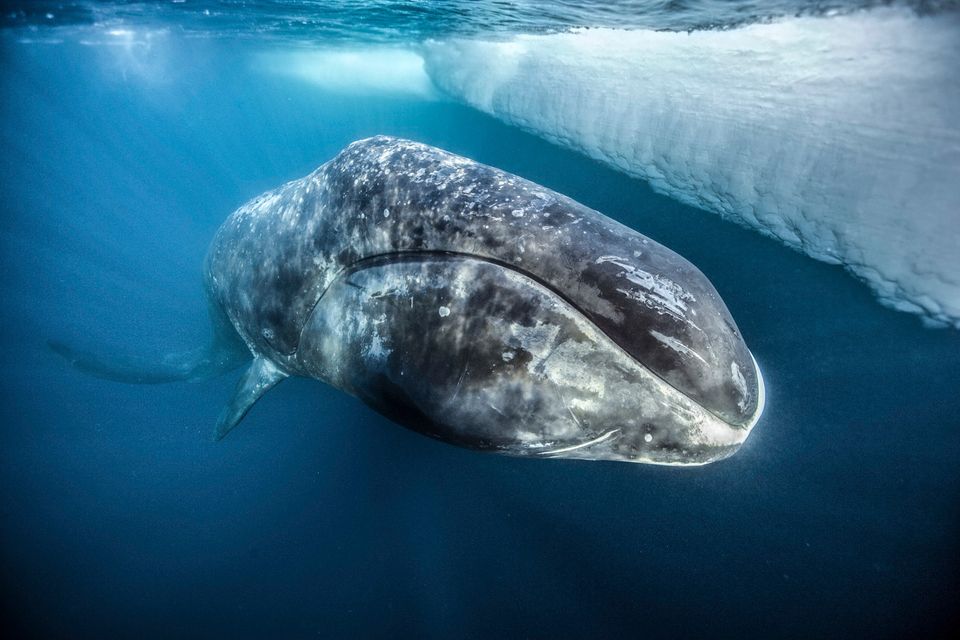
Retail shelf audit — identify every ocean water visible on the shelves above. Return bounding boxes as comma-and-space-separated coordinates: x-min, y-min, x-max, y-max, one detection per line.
2, 1, 959, 638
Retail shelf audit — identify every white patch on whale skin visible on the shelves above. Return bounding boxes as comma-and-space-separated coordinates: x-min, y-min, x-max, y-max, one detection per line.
730, 361, 747, 411
649, 330, 708, 364
507, 321, 561, 377
254, 193, 281, 214
595, 255, 696, 323
359, 312, 392, 364
362, 332, 391, 363
536, 428, 621, 456
540, 338, 606, 403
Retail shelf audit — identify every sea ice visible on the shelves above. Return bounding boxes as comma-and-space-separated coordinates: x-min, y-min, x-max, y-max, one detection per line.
423, 9, 960, 328
258, 47, 438, 99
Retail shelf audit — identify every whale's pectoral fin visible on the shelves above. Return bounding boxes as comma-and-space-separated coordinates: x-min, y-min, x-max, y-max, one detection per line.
215, 356, 288, 441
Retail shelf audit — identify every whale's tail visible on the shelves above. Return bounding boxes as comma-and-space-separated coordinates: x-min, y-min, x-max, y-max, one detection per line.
47, 340, 249, 383
48, 299, 251, 384
48, 298, 284, 441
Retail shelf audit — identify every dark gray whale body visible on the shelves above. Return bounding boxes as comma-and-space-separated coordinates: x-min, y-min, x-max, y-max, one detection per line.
58, 136, 764, 465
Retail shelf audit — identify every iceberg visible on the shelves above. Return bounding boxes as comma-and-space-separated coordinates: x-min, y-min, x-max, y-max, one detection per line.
257, 47, 438, 99
422, 9, 960, 328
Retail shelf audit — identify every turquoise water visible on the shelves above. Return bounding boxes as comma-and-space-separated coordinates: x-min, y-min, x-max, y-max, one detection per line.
2, 2, 959, 638
5, 1, 936, 38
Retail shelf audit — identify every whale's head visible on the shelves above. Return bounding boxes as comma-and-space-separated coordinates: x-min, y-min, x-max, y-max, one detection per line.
295, 251, 764, 466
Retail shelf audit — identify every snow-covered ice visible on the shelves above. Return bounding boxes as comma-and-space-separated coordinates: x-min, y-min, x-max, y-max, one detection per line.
423, 9, 960, 328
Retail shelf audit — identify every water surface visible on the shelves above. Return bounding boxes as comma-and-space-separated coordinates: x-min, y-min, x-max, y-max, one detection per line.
1, 3, 959, 638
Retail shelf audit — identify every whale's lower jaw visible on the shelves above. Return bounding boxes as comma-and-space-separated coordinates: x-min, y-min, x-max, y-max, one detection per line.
294, 253, 763, 466
544, 353, 764, 467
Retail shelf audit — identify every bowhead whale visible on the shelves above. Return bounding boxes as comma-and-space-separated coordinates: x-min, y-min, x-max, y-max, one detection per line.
53, 136, 764, 465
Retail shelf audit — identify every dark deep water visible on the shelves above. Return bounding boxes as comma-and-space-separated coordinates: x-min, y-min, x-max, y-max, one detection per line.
2, 15, 960, 640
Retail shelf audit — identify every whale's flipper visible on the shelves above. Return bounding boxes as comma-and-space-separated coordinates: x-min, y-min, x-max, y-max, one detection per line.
215, 356, 288, 441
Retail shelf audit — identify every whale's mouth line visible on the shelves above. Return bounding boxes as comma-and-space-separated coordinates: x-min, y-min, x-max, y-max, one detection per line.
295, 249, 757, 428
534, 428, 622, 457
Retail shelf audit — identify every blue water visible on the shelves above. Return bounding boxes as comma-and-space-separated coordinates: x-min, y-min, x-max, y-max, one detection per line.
2, 3, 960, 638
4, 0, 939, 39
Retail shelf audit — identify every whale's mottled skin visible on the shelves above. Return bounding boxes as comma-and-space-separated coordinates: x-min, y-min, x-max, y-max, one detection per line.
199, 136, 764, 464
54, 136, 764, 465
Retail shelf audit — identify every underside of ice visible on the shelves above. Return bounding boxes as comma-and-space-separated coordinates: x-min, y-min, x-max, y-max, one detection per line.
422, 9, 960, 328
